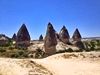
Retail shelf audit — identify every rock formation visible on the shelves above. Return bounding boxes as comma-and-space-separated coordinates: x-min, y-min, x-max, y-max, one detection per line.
72, 28, 84, 49
16, 24, 31, 48
0, 34, 10, 46
59, 26, 70, 44
72, 28, 82, 41
73, 41, 85, 50
56, 33, 59, 40
44, 22, 57, 55
39, 35, 43, 41
12, 33, 17, 41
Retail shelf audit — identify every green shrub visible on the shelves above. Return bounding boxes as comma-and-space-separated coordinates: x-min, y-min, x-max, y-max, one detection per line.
34, 48, 45, 58
66, 48, 73, 52
0, 47, 6, 53
10, 53, 19, 58
8, 46, 15, 50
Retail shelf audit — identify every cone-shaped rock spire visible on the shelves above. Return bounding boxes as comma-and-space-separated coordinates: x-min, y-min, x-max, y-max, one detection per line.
46, 22, 55, 35
59, 26, 70, 44
72, 28, 82, 41
12, 33, 16, 41
44, 22, 57, 55
16, 24, 31, 47
72, 28, 84, 49
39, 34, 43, 41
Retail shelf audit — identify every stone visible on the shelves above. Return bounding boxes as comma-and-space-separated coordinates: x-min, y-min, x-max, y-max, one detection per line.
56, 32, 59, 40
0, 34, 10, 46
44, 22, 57, 55
59, 26, 70, 44
39, 35, 43, 41
73, 41, 85, 50
16, 24, 31, 48
72, 28, 82, 41
72, 28, 84, 49
12, 33, 17, 41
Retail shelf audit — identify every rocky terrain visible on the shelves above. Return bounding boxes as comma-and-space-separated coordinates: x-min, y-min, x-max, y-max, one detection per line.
0, 24, 100, 75
0, 52, 100, 75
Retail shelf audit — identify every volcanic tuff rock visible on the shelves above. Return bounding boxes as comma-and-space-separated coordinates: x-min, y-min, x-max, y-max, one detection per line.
39, 34, 43, 41
0, 34, 10, 40
44, 22, 57, 55
16, 24, 31, 47
73, 41, 85, 50
0, 34, 10, 46
59, 26, 70, 44
72, 28, 82, 41
72, 28, 85, 49
12, 33, 17, 41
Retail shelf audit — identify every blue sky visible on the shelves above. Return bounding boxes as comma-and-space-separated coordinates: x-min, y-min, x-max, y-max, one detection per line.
0, 0, 100, 39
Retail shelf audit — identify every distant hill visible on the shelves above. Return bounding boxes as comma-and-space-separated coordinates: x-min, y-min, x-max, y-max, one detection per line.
82, 37, 100, 41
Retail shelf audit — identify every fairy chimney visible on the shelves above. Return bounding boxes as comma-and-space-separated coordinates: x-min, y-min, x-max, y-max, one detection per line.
72, 28, 84, 49
59, 26, 70, 44
72, 28, 82, 41
16, 24, 31, 48
44, 22, 57, 55
12, 33, 16, 41
39, 34, 43, 41
0, 34, 10, 46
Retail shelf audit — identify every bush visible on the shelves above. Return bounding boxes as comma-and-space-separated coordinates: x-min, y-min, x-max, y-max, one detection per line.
10, 53, 19, 58
66, 48, 73, 52
34, 48, 45, 58
17, 46, 28, 50
56, 50, 66, 54
96, 40, 100, 46
8, 46, 15, 50
0, 47, 6, 53
56, 48, 74, 54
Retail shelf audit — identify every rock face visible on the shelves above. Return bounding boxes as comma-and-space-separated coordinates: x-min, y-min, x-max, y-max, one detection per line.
16, 24, 31, 48
44, 22, 57, 55
72, 28, 82, 41
39, 35, 43, 41
12, 33, 17, 41
59, 26, 70, 44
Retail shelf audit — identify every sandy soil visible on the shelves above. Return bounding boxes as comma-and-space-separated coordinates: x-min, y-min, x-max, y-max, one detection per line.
0, 52, 100, 75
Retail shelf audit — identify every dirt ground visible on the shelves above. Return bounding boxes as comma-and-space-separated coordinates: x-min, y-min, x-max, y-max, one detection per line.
0, 52, 100, 75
